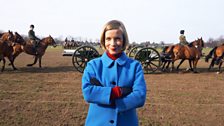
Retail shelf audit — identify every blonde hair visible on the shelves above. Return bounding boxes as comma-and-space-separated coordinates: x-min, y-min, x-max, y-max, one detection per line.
100, 20, 129, 51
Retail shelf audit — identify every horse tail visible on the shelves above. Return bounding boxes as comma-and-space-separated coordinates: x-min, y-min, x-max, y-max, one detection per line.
205, 46, 217, 62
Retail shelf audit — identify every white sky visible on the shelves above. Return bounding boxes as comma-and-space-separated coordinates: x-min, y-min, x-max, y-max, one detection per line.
0, 0, 224, 43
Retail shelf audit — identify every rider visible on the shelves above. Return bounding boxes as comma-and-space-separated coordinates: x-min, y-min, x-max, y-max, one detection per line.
179, 30, 189, 46
28, 24, 40, 52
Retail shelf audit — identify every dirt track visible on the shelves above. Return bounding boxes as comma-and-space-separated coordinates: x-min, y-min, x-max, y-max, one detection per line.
0, 47, 224, 126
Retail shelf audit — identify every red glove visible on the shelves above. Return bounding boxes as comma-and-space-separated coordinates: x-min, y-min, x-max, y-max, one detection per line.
110, 86, 122, 100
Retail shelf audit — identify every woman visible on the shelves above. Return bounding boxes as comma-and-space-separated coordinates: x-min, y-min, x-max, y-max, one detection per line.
82, 20, 147, 126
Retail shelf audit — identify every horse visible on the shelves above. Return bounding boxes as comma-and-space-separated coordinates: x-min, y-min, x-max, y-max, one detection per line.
205, 44, 224, 73
13, 32, 26, 45
23, 35, 57, 67
162, 38, 204, 73
0, 31, 25, 46
161, 44, 195, 72
1, 31, 25, 60
0, 39, 16, 72
0, 30, 14, 42
11, 32, 26, 61
0, 31, 26, 72
63, 40, 79, 49
160, 45, 175, 71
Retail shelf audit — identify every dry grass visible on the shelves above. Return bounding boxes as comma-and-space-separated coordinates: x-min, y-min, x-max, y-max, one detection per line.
0, 47, 224, 126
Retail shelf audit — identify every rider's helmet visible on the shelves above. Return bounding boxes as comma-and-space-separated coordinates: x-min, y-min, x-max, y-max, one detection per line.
180, 30, 185, 34
30, 24, 34, 28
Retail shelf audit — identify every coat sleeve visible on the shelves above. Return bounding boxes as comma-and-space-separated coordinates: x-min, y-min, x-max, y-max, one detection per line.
82, 62, 112, 105
115, 62, 147, 112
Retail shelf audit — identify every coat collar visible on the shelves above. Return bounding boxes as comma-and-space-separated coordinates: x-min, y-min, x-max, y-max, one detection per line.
101, 52, 128, 67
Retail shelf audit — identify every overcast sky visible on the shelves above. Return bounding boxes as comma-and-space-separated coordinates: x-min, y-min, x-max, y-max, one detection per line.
1, 0, 224, 43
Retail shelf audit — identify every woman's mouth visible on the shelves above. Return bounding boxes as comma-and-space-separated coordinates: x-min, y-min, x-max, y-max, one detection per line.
110, 48, 117, 51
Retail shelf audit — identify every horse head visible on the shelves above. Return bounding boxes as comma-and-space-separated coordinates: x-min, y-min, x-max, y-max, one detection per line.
14, 32, 26, 45
193, 37, 205, 56
1, 30, 14, 42
42, 35, 57, 47
191, 37, 204, 49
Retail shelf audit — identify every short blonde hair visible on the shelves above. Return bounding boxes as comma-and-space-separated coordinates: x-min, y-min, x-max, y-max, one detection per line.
100, 20, 129, 51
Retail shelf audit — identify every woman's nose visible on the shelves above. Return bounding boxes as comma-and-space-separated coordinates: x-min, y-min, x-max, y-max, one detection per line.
110, 39, 116, 46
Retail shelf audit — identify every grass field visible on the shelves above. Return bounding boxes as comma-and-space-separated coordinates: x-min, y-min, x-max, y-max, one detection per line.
0, 46, 224, 126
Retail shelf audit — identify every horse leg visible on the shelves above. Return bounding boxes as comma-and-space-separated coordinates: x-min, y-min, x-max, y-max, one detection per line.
8, 54, 17, 66
188, 60, 193, 71
1, 58, 6, 72
27, 56, 38, 66
217, 61, 223, 74
161, 60, 169, 71
208, 58, 215, 71
8, 56, 17, 70
166, 61, 171, 70
39, 56, 42, 68
176, 59, 185, 70
161, 61, 166, 71
171, 60, 175, 72
193, 59, 199, 73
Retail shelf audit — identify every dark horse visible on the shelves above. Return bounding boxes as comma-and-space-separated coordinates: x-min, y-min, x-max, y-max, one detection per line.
205, 44, 224, 73
23, 35, 57, 67
162, 38, 204, 73
0, 31, 25, 71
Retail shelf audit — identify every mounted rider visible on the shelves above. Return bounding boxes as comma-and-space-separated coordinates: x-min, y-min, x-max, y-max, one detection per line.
28, 24, 41, 52
179, 30, 189, 46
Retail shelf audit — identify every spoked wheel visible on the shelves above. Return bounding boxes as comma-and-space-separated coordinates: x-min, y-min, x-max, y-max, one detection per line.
72, 45, 100, 73
127, 46, 144, 58
134, 47, 161, 74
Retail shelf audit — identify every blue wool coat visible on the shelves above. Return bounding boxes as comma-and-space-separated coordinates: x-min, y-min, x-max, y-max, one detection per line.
82, 52, 147, 126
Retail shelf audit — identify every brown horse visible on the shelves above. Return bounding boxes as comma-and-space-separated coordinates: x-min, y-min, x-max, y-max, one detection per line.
161, 45, 176, 71
1, 31, 25, 61
63, 40, 79, 49
205, 44, 224, 73
11, 32, 26, 62
13, 32, 26, 45
23, 35, 57, 67
0, 39, 15, 72
1, 31, 14, 42
161, 45, 194, 72
0, 31, 25, 72
162, 38, 204, 73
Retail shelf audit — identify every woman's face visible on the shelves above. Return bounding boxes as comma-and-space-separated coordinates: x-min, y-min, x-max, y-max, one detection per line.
105, 29, 124, 55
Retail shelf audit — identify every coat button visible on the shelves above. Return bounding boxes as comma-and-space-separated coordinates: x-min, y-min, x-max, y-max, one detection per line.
111, 81, 116, 85
109, 120, 114, 124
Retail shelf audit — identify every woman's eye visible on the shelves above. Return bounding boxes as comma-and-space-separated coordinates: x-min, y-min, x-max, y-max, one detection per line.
115, 37, 121, 41
105, 37, 111, 41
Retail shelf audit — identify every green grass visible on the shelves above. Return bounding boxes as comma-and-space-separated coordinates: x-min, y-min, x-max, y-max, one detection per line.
47, 46, 63, 51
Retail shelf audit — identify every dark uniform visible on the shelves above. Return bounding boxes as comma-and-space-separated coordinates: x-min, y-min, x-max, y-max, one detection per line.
28, 25, 40, 50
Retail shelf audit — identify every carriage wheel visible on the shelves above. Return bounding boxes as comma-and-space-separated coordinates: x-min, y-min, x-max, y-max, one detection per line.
134, 47, 161, 74
127, 46, 144, 58
72, 45, 100, 73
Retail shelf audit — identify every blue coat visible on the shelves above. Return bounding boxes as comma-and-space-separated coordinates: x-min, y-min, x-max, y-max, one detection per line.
82, 52, 147, 126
